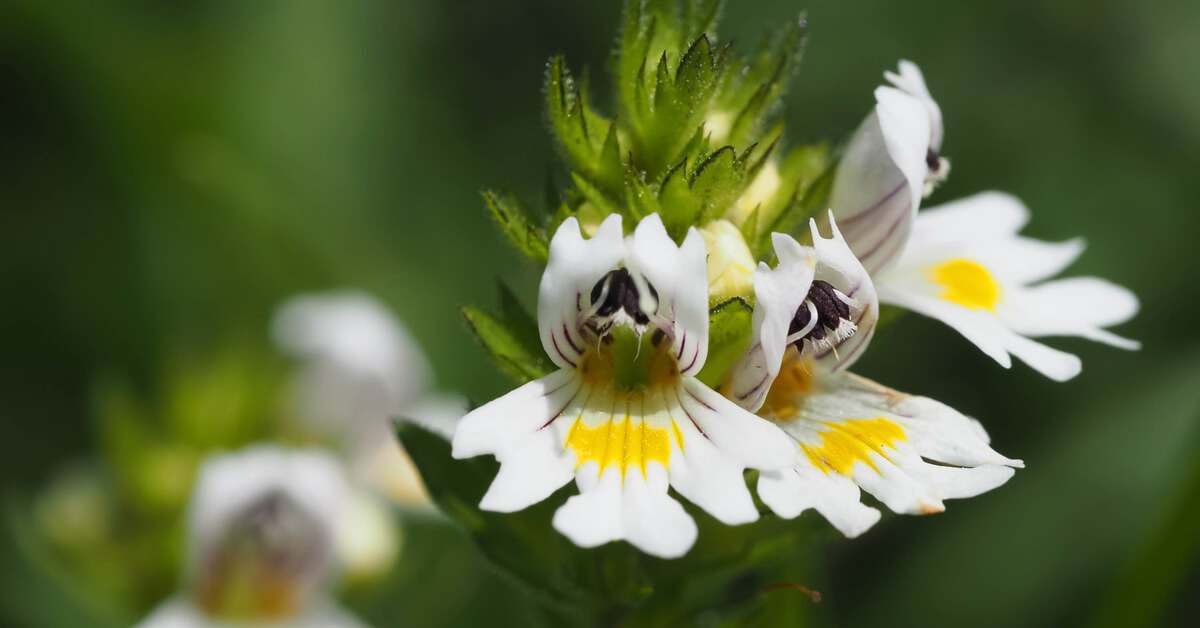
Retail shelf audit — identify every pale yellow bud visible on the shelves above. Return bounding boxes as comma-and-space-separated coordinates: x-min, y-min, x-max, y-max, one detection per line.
698, 219, 757, 300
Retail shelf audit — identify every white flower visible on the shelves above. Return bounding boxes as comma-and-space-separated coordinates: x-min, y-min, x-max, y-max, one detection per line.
136, 446, 369, 628
272, 291, 464, 503
452, 213, 795, 558
828, 60, 947, 274
874, 192, 1140, 381
728, 217, 1021, 537
725, 213, 878, 412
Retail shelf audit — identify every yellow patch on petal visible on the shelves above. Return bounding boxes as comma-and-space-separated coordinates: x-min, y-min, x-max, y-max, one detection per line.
801, 417, 907, 477
928, 258, 1001, 310
566, 414, 680, 479
762, 358, 815, 419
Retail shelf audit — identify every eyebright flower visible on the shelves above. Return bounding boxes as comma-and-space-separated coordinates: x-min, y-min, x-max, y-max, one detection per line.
728, 217, 1021, 537
136, 446, 368, 628
273, 291, 464, 503
452, 213, 795, 558
829, 60, 947, 274
873, 192, 1141, 381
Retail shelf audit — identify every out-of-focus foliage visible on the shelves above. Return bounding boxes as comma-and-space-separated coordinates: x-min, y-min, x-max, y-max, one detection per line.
1, 0, 1198, 627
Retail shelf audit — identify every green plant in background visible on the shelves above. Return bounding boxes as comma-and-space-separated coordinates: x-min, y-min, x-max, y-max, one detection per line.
402, 0, 1140, 625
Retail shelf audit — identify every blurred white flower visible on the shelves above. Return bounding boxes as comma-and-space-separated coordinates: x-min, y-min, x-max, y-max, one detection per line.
136, 446, 368, 628
272, 291, 463, 504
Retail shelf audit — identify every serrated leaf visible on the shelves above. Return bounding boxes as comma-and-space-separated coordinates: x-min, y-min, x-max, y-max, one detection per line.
659, 145, 751, 237
720, 14, 807, 149
623, 163, 661, 220
570, 172, 623, 220
482, 190, 549, 263
545, 56, 612, 183
696, 296, 754, 388
462, 304, 553, 384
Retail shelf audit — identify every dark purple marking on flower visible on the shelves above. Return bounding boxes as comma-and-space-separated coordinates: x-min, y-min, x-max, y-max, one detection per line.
840, 180, 906, 226
552, 332, 577, 369
589, 267, 655, 326
925, 148, 941, 172
538, 377, 585, 430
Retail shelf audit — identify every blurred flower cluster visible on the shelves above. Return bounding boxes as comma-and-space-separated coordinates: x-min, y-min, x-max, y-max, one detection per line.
32, 292, 457, 627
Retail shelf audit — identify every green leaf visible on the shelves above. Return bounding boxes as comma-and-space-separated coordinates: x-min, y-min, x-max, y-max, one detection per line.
719, 14, 807, 149
482, 190, 550, 263
752, 143, 831, 257
659, 145, 754, 238
545, 56, 613, 187
462, 284, 553, 384
696, 296, 754, 389
395, 423, 594, 614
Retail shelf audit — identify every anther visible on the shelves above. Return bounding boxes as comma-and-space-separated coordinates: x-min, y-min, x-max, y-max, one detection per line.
787, 280, 857, 352
926, 148, 941, 172
589, 268, 658, 327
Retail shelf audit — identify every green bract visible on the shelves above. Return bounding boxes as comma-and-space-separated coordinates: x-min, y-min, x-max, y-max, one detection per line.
470, 0, 840, 395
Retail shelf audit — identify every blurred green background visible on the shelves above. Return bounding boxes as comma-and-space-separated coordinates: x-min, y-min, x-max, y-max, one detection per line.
1, 0, 1198, 626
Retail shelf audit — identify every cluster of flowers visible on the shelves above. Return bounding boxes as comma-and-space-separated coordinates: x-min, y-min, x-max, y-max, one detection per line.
453, 62, 1139, 558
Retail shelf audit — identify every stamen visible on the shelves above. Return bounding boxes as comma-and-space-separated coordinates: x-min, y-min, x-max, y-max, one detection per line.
926, 148, 941, 172
787, 280, 858, 354
589, 268, 653, 326
786, 301, 819, 345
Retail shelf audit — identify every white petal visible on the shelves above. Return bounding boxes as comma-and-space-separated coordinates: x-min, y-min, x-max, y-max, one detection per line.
884, 59, 943, 150
904, 192, 1030, 249
272, 291, 434, 433
1002, 277, 1141, 350
538, 215, 626, 369
552, 464, 697, 558
134, 599, 207, 628
875, 284, 1014, 368
665, 387, 761, 526
479, 425, 576, 513
757, 467, 881, 538
977, 236, 1086, 285
628, 215, 711, 375
451, 369, 580, 459
679, 378, 795, 470
761, 372, 1019, 523
189, 446, 346, 572
828, 89, 930, 273
997, 328, 1083, 381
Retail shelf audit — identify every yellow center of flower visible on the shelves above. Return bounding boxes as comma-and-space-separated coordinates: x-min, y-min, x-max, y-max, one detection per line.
566, 411, 682, 479
801, 418, 907, 477
929, 258, 1001, 310
761, 357, 815, 419
569, 337, 686, 479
